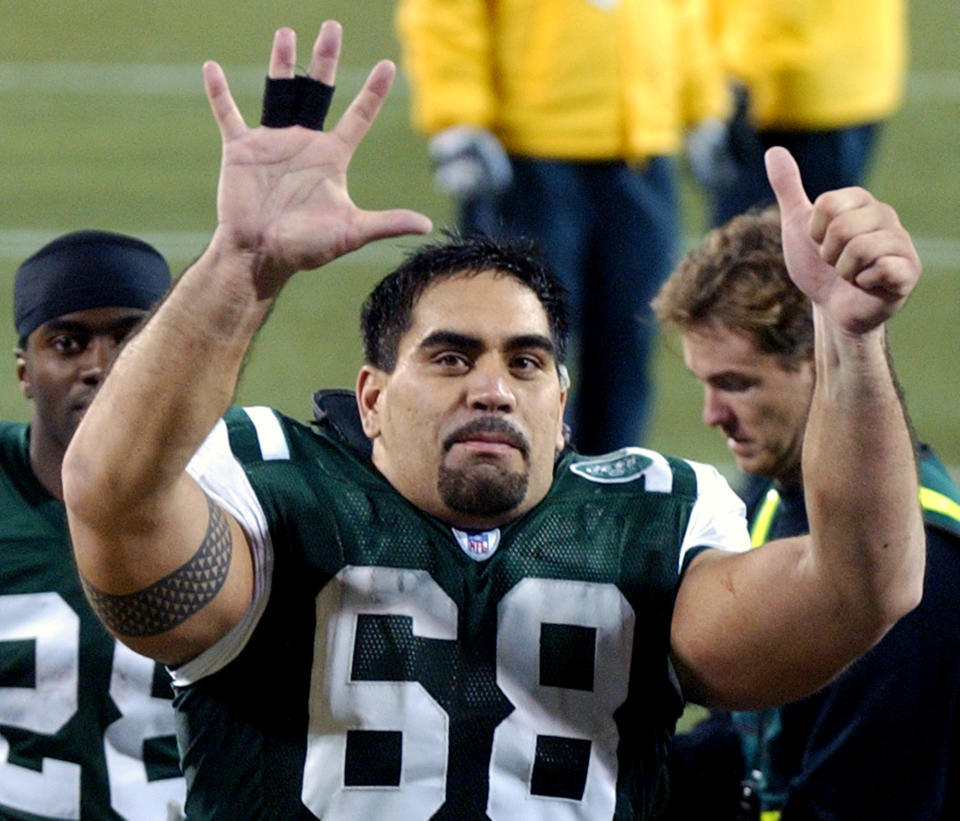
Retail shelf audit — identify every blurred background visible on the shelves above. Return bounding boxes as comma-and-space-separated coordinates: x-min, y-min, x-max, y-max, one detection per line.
1, 0, 956, 475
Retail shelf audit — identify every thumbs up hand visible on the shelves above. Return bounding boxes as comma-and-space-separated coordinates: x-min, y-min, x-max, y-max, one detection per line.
766, 146, 921, 335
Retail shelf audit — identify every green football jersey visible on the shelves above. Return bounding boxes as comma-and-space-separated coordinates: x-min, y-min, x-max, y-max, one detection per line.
0, 422, 185, 820
177, 407, 748, 819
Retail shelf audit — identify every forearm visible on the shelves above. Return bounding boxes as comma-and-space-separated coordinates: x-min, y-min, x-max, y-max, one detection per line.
803, 309, 924, 626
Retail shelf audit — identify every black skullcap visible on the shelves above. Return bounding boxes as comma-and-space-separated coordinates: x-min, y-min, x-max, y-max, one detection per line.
14, 230, 170, 342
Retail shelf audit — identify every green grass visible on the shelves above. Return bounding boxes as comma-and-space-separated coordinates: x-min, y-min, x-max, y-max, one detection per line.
0, 0, 957, 474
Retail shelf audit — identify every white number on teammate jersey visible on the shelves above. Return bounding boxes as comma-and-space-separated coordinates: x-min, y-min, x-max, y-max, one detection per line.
107, 642, 186, 817
0, 592, 185, 819
0, 593, 81, 817
302, 568, 634, 819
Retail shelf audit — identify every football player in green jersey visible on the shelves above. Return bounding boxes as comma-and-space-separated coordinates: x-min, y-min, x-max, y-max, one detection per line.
654, 206, 960, 819
62, 21, 925, 819
1, 231, 185, 818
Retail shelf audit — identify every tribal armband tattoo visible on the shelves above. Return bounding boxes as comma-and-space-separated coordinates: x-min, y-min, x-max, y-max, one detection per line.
81, 496, 233, 637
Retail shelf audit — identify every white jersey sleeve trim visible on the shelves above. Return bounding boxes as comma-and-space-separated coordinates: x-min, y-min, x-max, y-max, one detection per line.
678, 460, 750, 572
243, 405, 290, 461
173, 418, 275, 686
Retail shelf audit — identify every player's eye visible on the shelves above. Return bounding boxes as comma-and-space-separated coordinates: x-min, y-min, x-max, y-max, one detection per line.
714, 375, 755, 392
510, 354, 543, 377
433, 352, 471, 371
52, 335, 86, 355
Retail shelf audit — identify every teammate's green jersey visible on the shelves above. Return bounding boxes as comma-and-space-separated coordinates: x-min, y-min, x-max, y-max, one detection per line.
0, 422, 185, 820
177, 407, 749, 819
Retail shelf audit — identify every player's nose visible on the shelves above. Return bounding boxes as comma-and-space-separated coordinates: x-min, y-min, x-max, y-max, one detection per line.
466, 356, 517, 413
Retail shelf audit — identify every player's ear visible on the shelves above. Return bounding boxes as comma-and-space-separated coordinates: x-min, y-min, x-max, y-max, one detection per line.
356, 365, 386, 439
14, 347, 31, 399
555, 365, 569, 453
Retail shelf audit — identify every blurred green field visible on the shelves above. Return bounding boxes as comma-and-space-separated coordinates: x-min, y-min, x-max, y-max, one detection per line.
1, 0, 957, 475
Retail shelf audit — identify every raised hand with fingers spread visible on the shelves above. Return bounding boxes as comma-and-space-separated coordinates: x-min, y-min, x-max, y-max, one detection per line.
203, 22, 432, 295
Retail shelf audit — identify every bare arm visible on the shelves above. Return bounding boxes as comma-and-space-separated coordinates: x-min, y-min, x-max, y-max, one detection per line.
62, 23, 431, 666
672, 147, 925, 709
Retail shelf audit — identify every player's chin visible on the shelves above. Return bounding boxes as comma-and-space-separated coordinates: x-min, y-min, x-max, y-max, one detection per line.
731, 452, 764, 476
438, 463, 529, 519
736, 452, 780, 482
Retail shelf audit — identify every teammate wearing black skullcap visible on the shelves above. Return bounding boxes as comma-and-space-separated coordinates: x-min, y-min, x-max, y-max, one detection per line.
0, 231, 184, 819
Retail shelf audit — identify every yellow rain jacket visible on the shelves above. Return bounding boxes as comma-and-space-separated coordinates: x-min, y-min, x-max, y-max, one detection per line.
396, 0, 728, 161
715, 0, 907, 129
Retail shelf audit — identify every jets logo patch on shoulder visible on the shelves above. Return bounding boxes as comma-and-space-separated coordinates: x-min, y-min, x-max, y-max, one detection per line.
569, 448, 654, 484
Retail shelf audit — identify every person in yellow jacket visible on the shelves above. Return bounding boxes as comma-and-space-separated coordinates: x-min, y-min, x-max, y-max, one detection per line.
396, 0, 728, 455
694, 0, 907, 225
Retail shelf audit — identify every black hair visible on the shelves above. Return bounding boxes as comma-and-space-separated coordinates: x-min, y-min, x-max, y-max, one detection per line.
361, 230, 569, 371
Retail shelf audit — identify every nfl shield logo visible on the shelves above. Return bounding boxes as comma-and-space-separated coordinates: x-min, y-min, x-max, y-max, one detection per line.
452, 528, 501, 562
